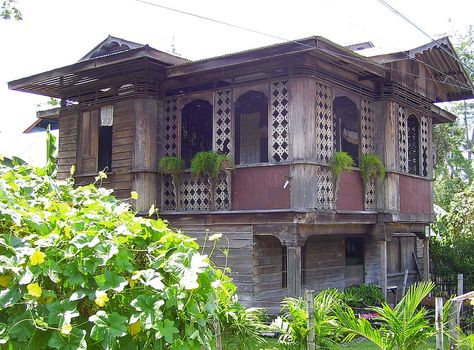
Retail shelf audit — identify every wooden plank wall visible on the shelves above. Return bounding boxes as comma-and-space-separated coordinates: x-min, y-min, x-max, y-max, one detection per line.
303, 237, 345, 292
253, 235, 285, 313
176, 225, 254, 306
57, 111, 78, 180
364, 235, 381, 285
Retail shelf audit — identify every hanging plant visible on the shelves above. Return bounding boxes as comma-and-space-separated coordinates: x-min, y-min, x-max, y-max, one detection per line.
191, 151, 233, 209
329, 152, 354, 203
359, 154, 385, 185
158, 156, 185, 207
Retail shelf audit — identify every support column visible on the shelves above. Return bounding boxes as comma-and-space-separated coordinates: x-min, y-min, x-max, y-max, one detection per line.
423, 238, 430, 281
286, 244, 302, 297
380, 240, 388, 299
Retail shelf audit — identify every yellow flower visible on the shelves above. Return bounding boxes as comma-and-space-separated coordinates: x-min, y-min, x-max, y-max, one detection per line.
30, 250, 46, 266
127, 277, 137, 288
0, 275, 12, 288
470, 298, 474, 307
148, 204, 155, 216
61, 323, 72, 335
128, 320, 141, 336
27, 283, 42, 298
94, 291, 109, 307
70, 164, 76, 177
131, 191, 139, 200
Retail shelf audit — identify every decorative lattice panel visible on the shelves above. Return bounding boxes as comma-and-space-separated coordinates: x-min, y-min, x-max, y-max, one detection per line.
180, 173, 210, 210
162, 175, 176, 210
271, 81, 290, 162
214, 90, 232, 155
361, 99, 375, 155
164, 99, 179, 156
420, 115, 429, 177
398, 106, 408, 172
364, 178, 377, 211
315, 82, 334, 163
316, 167, 334, 210
215, 172, 231, 210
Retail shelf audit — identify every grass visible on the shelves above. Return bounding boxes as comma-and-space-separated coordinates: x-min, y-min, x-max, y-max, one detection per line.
239, 336, 466, 350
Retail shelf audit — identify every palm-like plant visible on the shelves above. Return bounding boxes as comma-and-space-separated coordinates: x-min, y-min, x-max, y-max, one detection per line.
336, 281, 436, 350
271, 289, 343, 349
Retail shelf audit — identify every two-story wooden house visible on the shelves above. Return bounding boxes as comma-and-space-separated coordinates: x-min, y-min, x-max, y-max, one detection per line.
9, 35, 474, 310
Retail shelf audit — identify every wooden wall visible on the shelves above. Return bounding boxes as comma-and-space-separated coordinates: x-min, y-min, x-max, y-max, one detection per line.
399, 175, 432, 215
253, 235, 285, 312
232, 165, 291, 210
57, 111, 78, 180
336, 171, 364, 211
173, 224, 255, 306
302, 236, 345, 292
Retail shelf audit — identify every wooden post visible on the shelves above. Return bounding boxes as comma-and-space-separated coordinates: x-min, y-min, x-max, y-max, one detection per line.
380, 240, 388, 299
286, 245, 302, 297
305, 289, 315, 350
435, 297, 444, 350
423, 237, 430, 281
215, 319, 222, 350
402, 269, 409, 297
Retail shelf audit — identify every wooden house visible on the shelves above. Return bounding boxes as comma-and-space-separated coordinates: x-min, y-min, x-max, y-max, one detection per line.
9, 35, 474, 310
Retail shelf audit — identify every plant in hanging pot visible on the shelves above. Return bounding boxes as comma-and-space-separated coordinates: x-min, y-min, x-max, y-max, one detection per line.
329, 151, 354, 204
359, 154, 385, 209
158, 156, 185, 208
191, 151, 233, 209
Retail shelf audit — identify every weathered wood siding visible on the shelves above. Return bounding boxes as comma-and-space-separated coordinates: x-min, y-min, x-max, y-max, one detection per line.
399, 175, 431, 215
364, 235, 381, 285
177, 225, 254, 306
232, 165, 290, 210
253, 235, 285, 312
336, 171, 364, 211
57, 111, 79, 180
303, 237, 345, 291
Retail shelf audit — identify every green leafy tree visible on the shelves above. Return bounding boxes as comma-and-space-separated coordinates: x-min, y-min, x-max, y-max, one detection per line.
0, 0, 22, 20
0, 159, 244, 349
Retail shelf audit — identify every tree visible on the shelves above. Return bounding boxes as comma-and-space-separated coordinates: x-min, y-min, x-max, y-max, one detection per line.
0, 0, 22, 20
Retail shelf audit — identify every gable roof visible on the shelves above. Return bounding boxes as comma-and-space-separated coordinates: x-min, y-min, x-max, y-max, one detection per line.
371, 37, 474, 101
79, 35, 146, 62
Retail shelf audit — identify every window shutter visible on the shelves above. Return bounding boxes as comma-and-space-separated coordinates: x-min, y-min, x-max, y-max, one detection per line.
79, 110, 99, 173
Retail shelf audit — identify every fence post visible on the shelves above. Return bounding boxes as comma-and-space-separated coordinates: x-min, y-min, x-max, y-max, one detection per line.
457, 274, 463, 297
305, 289, 315, 350
449, 301, 460, 350
215, 319, 222, 350
402, 269, 409, 297
435, 297, 444, 350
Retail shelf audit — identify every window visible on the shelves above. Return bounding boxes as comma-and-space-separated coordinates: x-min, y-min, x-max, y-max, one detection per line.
407, 115, 420, 175
181, 100, 213, 166
345, 238, 364, 266
235, 91, 268, 164
334, 97, 360, 165
79, 106, 113, 173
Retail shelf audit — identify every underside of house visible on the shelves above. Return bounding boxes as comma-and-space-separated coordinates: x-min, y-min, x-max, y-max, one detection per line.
10, 35, 474, 311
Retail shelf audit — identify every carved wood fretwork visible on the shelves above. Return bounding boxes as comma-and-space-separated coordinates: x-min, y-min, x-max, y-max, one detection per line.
164, 98, 179, 157
214, 90, 232, 155
316, 167, 334, 210
271, 81, 290, 162
398, 105, 408, 173
361, 99, 375, 155
315, 82, 334, 164
420, 116, 429, 177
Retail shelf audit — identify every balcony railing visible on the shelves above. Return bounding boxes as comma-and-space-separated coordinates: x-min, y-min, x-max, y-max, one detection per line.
161, 171, 231, 211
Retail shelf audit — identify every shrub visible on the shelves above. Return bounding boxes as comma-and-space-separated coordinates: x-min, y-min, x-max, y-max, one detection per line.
342, 284, 385, 308
0, 160, 237, 349
359, 154, 385, 185
329, 151, 354, 180
190, 151, 232, 180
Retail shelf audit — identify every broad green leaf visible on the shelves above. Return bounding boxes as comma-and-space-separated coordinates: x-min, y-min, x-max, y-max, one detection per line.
48, 328, 87, 350
115, 250, 134, 272
94, 271, 128, 292
156, 319, 179, 344
0, 287, 21, 309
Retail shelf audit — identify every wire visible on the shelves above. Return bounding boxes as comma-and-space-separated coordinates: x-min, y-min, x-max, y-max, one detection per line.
135, 0, 472, 93
377, 0, 474, 74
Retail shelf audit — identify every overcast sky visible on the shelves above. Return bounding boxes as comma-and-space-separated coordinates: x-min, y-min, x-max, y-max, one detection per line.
0, 0, 472, 165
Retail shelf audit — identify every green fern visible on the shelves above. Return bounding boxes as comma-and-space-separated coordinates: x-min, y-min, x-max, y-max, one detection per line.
329, 152, 354, 180
190, 151, 232, 180
359, 154, 385, 185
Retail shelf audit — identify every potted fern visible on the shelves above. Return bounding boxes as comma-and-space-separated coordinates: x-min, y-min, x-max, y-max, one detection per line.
329, 152, 354, 204
191, 151, 233, 209
359, 154, 385, 210
158, 156, 185, 208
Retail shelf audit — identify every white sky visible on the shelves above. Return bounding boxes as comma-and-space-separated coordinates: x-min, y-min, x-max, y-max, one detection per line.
0, 0, 473, 165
